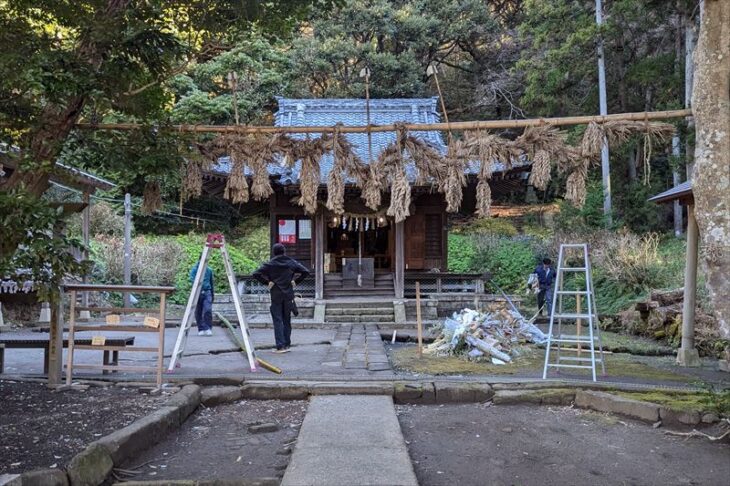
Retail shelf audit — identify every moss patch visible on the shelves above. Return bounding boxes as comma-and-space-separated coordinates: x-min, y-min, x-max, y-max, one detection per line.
389, 343, 694, 383
600, 331, 675, 356
613, 391, 707, 413
389, 345, 544, 376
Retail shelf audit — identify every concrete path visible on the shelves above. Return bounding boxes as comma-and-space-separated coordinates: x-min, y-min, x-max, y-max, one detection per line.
282, 395, 418, 486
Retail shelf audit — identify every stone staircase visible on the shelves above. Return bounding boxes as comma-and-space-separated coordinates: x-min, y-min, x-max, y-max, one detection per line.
325, 300, 395, 323
324, 272, 394, 298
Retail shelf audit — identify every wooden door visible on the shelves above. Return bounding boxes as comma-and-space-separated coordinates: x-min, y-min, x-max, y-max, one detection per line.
404, 213, 425, 270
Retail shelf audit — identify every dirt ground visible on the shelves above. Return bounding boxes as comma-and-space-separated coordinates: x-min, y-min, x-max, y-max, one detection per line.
396, 403, 730, 486
0, 380, 166, 475
118, 399, 307, 482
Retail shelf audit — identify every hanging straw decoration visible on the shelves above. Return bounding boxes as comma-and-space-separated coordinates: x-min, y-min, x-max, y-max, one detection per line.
248, 135, 275, 201
565, 160, 589, 207
224, 156, 249, 203
297, 135, 330, 215
528, 150, 551, 191
441, 139, 469, 212
326, 124, 367, 214
475, 178, 492, 217
141, 180, 162, 214
387, 163, 411, 222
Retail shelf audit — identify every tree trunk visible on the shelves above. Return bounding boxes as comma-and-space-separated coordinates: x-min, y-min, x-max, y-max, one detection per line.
691, 0, 730, 339
1, 0, 131, 197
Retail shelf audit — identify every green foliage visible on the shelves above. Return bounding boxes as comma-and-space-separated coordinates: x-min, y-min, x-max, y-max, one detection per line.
0, 189, 89, 302
554, 180, 610, 232
170, 233, 258, 304
447, 234, 477, 273
697, 383, 730, 417
452, 218, 518, 237
472, 236, 537, 293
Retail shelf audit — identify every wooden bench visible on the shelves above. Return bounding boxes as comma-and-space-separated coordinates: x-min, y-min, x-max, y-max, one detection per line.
0, 336, 135, 374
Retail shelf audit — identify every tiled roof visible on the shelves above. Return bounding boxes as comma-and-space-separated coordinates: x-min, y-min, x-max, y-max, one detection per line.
648, 180, 693, 203
213, 97, 523, 184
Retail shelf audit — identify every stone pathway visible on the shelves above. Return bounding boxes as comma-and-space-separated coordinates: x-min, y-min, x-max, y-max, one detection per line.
281, 395, 418, 486
320, 324, 392, 372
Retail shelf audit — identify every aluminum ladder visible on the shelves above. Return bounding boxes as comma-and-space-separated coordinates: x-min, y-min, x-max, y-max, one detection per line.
167, 233, 258, 372
542, 243, 605, 381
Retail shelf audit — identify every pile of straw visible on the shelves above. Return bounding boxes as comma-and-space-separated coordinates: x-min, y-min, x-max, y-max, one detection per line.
141, 181, 162, 214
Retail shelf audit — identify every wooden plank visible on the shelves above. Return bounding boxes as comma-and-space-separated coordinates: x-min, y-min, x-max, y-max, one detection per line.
394, 221, 405, 299
71, 364, 158, 372
65, 291, 76, 386
47, 295, 64, 386
315, 211, 324, 300
62, 284, 175, 293
74, 306, 160, 314
157, 291, 166, 387
73, 345, 158, 352
72, 325, 162, 333
416, 282, 423, 358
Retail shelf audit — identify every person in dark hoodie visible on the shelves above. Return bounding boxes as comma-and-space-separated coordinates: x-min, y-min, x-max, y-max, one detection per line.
252, 243, 310, 353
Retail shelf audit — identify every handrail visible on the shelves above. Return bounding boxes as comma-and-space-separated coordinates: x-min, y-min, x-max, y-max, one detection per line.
62, 283, 175, 293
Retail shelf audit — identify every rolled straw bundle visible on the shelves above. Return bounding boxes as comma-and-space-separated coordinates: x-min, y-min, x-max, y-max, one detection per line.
528, 150, 552, 190
142, 180, 162, 214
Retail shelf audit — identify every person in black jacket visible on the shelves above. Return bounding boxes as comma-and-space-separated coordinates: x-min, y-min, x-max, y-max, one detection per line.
252, 243, 310, 353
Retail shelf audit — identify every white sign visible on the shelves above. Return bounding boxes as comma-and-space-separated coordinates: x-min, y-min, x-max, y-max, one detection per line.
278, 219, 296, 244
298, 219, 312, 240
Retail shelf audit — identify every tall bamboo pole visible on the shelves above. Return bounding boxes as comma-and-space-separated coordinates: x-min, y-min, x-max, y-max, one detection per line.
71, 109, 692, 135
595, 0, 613, 226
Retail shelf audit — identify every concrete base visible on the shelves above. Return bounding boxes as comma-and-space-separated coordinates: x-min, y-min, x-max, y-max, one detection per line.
313, 302, 326, 322
393, 300, 406, 324
38, 302, 51, 323
676, 347, 701, 367
718, 359, 730, 373
0, 303, 4, 328
78, 310, 91, 321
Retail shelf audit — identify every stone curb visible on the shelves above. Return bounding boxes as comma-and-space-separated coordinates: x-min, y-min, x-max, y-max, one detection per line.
112, 480, 279, 486
0, 469, 69, 486
56, 385, 203, 486
575, 390, 660, 422
493, 388, 575, 406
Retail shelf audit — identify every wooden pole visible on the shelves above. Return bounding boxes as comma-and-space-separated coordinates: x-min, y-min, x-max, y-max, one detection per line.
71, 109, 692, 135
595, 0, 613, 225
80, 192, 91, 321
156, 291, 166, 388
678, 205, 701, 367
47, 290, 64, 387
576, 294, 582, 356
416, 281, 423, 358
123, 193, 132, 308
314, 211, 325, 300
394, 221, 405, 299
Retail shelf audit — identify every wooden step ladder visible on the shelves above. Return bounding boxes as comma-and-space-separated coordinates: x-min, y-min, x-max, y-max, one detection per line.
542, 243, 606, 382
167, 233, 258, 373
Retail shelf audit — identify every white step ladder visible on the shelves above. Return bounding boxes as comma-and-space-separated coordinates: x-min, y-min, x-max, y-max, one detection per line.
542, 244, 605, 381
167, 233, 258, 372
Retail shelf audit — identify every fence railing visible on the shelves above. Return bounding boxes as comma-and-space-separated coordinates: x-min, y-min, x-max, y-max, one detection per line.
404, 272, 487, 298
236, 274, 316, 298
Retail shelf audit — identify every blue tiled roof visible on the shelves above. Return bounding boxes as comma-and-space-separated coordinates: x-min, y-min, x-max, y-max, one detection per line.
213, 97, 519, 184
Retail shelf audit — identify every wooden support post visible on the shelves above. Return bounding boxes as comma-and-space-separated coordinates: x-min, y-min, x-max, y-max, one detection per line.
395, 220, 405, 299
678, 205, 701, 367
416, 281, 423, 358
156, 291, 166, 387
65, 290, 77, 385
80, 192, 91, 321
576, 295, 582, 356
123, 193, 132, 308
315, 211, 324, 300
47, 292, 64, 387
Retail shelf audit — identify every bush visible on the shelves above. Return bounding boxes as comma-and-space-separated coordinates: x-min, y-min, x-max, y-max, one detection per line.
91, 235, 181, 286
472, 235, 538, 293
452, 217, 519, 237
171, 233, 258, 304
447, 234, 478, 272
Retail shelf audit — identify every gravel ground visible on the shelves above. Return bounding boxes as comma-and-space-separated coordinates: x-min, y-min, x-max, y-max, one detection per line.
396, 403, 730, 486
0, 380, 167, 475
118, 399, 307, 482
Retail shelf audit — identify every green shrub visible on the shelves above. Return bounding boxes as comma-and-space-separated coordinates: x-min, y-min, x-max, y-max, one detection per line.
453, 217, 518, 236
447, 233, 477, 272
171, 233, 258, 304
472, 235, 537, 293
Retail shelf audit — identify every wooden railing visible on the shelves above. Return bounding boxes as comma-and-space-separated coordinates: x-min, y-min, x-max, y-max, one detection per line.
404, 272, 488, 298
62, 284, 174, 387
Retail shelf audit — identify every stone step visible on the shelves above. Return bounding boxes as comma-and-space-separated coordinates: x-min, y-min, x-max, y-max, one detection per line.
325, 307, 394, 316
326, 300, 397, 309
326, 315, 394, 323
